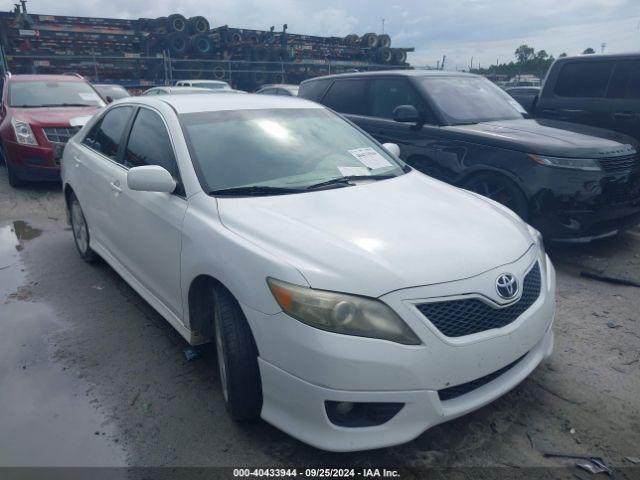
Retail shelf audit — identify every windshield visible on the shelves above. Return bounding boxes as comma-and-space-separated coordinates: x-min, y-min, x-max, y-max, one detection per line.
419, 77, 525, 125
180, 108, 405, 194
10, 81, 106, 108
95, 85, 130, 100
191, 82, 229, 90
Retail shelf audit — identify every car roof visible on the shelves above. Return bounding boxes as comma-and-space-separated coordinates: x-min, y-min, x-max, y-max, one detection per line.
124, 93, 322, 114
259, 84, 298, 89
554, 52, 640, 63
178, 79, 229, 84
94, 84, 126, 88
7, 74, 86, 82
301, 69, 479, 84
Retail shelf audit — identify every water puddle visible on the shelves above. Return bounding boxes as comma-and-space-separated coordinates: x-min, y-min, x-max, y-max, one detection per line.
0, 221, 127, 466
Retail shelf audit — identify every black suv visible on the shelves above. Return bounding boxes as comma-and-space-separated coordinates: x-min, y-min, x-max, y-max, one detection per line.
536, 53, 640, 142
299, 70, 640, 241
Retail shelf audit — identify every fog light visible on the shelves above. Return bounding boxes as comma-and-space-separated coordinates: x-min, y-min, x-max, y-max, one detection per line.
335, 401, 354, 415
325, 401, 404, 427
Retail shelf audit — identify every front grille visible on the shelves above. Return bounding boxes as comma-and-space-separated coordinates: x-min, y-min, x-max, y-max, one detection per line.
43, 126, 80, 144
598, 154, 640, 173
438, 353, 528, 401
416, 263, 541, 338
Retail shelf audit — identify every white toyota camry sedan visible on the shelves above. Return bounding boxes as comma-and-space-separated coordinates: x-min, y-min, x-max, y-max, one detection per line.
61, 94, 556, 452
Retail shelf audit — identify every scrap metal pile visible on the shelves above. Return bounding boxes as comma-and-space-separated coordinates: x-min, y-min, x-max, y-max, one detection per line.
0, 7, 413, 90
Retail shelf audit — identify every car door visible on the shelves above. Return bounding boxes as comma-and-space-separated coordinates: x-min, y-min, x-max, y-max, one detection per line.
539, 60, 614, 130
77, 106, 135, 255
327, 76, 450, 180
606, 59, 640, 141
114, 106, 187, 318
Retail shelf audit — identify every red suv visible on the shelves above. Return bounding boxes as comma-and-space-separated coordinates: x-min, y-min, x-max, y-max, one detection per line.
0, 73, 105, 187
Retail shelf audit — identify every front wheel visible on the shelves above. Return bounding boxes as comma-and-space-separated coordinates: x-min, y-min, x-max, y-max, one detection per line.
462, 173, 529, 221
2, 146, 24, 188
213, 286, 262, 421
69, 192, 97, 263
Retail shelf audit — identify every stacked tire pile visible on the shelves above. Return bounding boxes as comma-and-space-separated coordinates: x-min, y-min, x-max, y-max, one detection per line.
0, 10, 413, 89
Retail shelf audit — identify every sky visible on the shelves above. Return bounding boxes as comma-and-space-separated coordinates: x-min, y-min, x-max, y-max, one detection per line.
8, 0, 640, 69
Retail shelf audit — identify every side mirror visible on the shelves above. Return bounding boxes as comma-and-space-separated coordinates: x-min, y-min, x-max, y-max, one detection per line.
105, 95, 114, 104
127, 166, 176, 193
382, 143, 401, 157
393, 105, 421, 124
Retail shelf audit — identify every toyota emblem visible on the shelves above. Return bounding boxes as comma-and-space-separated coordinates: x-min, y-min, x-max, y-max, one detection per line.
496, 273, 519, 300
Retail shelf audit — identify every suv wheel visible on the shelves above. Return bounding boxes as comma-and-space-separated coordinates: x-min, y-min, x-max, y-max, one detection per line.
2, 146, 24, 188
69, 192, 97, 263
463, 173, 529, 221
212, 285, 262, 421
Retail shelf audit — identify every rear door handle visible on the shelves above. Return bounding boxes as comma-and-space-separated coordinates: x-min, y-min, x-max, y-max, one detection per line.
109, 181, 122, 194
541, 109, 557, 116
73, 155, 83, 167
613, 111, 634, 119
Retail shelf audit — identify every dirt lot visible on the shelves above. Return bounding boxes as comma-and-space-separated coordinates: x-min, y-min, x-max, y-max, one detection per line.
1, 168, 639, 477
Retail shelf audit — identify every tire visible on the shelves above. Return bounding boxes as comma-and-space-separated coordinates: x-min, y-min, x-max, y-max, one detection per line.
392, 49, 407, 64
377, 34, 391, 48
462, 173, 529, 221
153, 16, 167, 32
188, 16, 209, 34
344, 34, 359, 45
244, 33, 260, 45
376, 47, 393, 64
361, 33, 378, 48
165, 32, 189, 57
190, 34, 212, 55
213, 286, 262, 421
68, 192, 97, 263
167, 14, 187, 33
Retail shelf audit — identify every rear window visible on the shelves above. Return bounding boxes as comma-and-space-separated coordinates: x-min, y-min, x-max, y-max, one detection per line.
607, 60, 640, 99
322, 79, 368, 115
554, 61, 614, 98
298, 79, 331, 101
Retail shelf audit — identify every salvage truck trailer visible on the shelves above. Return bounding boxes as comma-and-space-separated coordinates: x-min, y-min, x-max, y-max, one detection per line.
0, 7, 414, 91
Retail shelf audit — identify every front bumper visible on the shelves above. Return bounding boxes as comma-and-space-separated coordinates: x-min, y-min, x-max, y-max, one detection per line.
529, 166, 640, 241
4, 139, 62, 182
245, 249, 556, 451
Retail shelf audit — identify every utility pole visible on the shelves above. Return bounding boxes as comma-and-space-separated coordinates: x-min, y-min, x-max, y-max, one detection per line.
469, 56, 473, 70
601, 42, 606, 53
381, 18, 385, 34
441, 54, 446, 70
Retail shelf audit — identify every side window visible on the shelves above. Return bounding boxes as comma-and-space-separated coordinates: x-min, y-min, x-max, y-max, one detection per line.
298, 78, 331, 101
323, 79, 368, 115
369, 78, 430, 121
82, 106, 133, 161
607, 61, 640, 99
124, 108, 180, 179
554, 61, 614, 98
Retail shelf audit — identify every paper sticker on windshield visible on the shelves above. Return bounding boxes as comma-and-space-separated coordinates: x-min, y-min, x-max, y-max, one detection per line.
338, 166, 370, 177
508, 99, 527, 114
348, 147, 392, 169
79, 92, 99, 101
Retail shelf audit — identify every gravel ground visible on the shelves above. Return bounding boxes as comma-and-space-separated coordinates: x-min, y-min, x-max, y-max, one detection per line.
1, 169, 639, 478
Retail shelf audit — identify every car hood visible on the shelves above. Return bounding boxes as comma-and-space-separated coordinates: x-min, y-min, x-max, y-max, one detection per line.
217, 172, 533, 298
12, 106, 102, 127
444, 119, 636, 158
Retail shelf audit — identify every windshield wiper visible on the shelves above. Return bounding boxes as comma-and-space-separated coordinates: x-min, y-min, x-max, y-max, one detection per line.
209, 185, 306, 196
38, 103, 95, 108
306, 174, 396, 191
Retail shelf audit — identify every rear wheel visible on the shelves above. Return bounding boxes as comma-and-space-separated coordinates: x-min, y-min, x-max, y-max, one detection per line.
213, 286, 262, 421
462, 173, 529, 221
69, 192, 97, 263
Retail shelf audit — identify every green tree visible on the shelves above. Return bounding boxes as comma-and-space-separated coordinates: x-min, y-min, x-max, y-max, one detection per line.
515, 44, 535, 63
536, 49, 549, 60
582, 47, 595, 54
559, 52, 568, 58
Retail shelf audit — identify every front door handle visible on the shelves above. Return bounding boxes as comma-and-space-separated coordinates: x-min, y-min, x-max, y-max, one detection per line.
109, 181, 122, 195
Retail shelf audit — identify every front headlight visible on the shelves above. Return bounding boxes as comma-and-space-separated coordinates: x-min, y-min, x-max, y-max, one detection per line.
11, 118, 38, 145
527, 224, 547, 277
528, 154, 600, 171
267, 278, 421, 345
